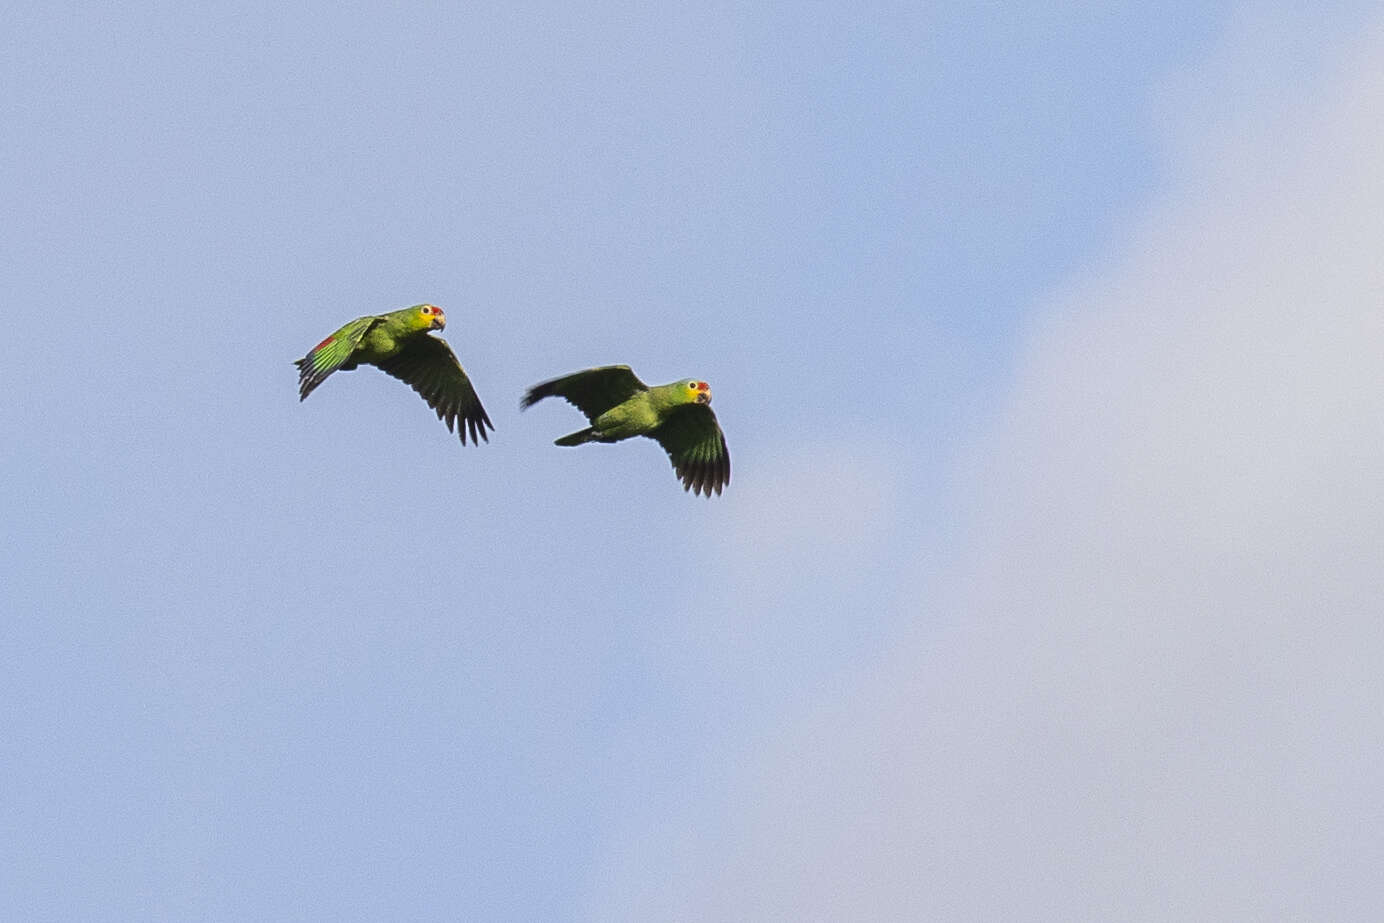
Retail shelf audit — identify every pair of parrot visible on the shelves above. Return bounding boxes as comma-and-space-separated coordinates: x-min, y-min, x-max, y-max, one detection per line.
294, 304, 730, 497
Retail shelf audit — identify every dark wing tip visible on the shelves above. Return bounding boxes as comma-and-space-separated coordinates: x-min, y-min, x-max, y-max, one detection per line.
445, 391, 494, 447
674, 443, 730, 498
294, 355, 323, 401
520, 381, 557, 410
458, 405, 494, 446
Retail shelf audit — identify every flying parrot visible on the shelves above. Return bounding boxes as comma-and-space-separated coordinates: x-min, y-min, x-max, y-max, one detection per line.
521, 365, 730, 497
294, 304, 493, 445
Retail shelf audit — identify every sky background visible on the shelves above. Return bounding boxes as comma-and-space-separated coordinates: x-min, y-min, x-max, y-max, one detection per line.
4, 1, 1383, 919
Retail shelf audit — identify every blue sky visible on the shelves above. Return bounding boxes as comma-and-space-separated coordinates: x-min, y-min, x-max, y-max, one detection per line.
5, 2, 1383, 919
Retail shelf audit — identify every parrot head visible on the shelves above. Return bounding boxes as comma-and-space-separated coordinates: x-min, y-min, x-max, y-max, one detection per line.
684, 379, 712, 405
415, 304, 446, 330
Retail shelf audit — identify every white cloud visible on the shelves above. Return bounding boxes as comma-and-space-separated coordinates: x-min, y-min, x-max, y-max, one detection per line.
594, 10, 1384, 920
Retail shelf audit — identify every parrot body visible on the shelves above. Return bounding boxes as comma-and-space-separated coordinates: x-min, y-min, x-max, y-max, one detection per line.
295, 304, 493, 445
522, 365, 730, 496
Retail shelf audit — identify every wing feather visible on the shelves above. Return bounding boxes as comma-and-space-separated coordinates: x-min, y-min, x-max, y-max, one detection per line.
651, 404, 730, 497
520, 365, 648, 421
294, 316, 379, 400
376, 335, 494, 445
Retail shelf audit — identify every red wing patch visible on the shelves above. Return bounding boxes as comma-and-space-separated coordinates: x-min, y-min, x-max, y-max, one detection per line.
314, 335, 336, 351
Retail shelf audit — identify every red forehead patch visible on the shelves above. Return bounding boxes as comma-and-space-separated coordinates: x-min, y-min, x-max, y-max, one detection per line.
697, 381, 709, 390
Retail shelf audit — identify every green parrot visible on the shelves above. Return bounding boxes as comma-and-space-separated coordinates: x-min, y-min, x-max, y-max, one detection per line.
521, 365, 730, 497
295, 304, 493, 445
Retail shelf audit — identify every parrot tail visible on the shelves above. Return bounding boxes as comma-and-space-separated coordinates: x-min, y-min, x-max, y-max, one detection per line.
555, 428, 596, 447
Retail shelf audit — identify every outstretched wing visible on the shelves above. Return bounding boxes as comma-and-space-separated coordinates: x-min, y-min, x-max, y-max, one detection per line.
376, 334, 493, 445
651, 404, 730, 497
294, 316, 379, 400
520, 365, 648, 421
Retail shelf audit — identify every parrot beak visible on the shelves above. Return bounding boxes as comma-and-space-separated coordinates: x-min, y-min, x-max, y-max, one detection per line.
432, 314, 446, 330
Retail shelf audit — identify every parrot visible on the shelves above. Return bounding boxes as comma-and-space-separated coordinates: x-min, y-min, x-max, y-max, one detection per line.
294, 304, 493, 445
521, 365, 730, 497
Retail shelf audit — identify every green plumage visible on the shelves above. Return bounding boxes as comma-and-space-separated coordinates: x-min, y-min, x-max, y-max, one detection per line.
294, 304, 493, 445
522, 365, 730, 497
